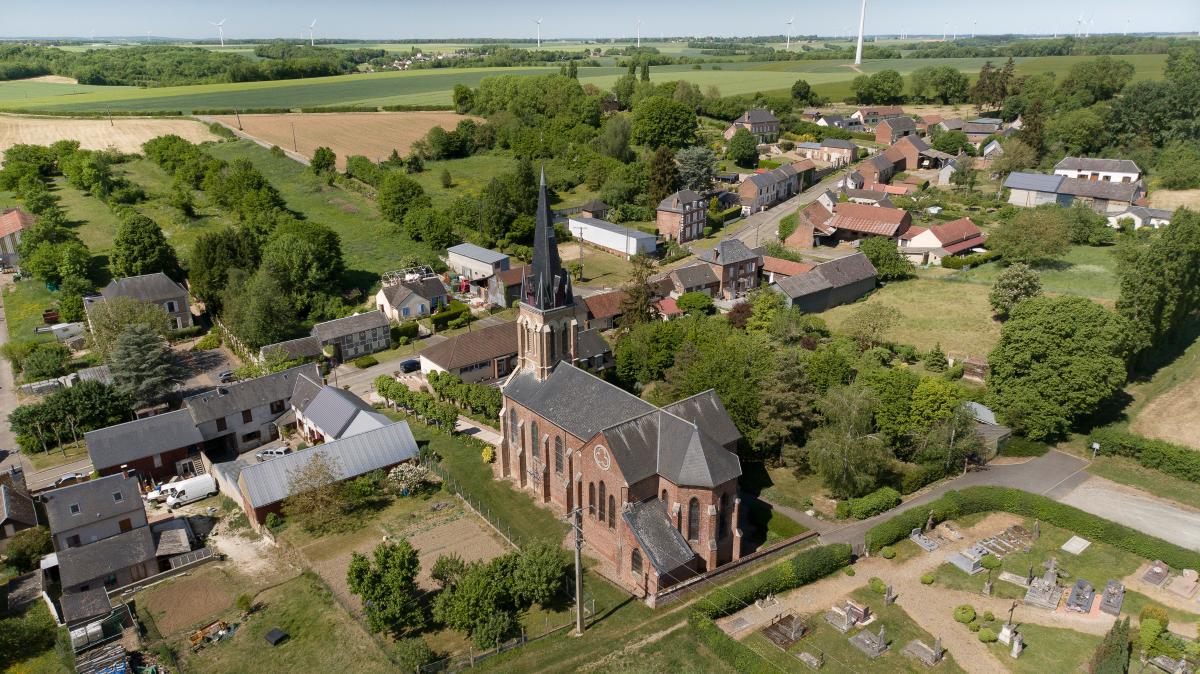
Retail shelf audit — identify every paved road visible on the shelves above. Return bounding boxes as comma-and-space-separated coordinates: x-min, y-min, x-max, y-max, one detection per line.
1059, 476, 1200, 551
729, 167, 850, 250
0, 274, 29, 478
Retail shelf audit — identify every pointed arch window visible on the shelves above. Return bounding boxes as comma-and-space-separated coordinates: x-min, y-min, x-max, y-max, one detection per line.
660, 489, 667, 502
530, 421, 539, 460
719, 494, 729, 539
608, 495, 616, 529
687, 498, 700, 541
548, 325, 556, 361
508, 409, 517, 443
598, 482, 606, 522
554, 437, 564, 474
631, 549, 643, 576
561, 325, 571, 358
588, 483, 595, 516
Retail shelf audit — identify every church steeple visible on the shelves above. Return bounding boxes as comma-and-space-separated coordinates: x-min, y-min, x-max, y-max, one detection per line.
524, 168, 573, 311
517, 167, 577, 380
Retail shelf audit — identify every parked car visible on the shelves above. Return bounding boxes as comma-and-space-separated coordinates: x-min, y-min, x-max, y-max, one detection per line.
399, 359, 420, 373
217, 370, 236, 383
165, 474, 219, 510
255, 447, 292, 462
52, 472, 84, 488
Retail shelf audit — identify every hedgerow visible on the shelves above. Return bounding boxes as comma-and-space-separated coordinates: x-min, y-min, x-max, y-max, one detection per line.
1088, 428, 1200, 484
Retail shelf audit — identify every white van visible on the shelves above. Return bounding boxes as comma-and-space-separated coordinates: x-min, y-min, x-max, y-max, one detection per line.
164, 474, 218, 510
255, 447, 292, 462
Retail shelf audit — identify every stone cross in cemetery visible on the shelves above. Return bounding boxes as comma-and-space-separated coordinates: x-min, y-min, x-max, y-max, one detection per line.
885, 585, 897, 606
1010, 631, 1024, 659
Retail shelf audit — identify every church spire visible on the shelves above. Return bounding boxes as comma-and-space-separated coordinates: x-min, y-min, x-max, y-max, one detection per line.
524, 167, 572, 311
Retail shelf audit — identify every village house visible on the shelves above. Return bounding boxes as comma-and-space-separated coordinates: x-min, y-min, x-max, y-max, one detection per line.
419, 321, 519, 384
963, 118, 1003, 147
884, 135, 957, 172
851, 105, 906, 129
651, 297, 683, 321
86, 272, 192, 331
827, 202, 912, 241
289, 377, 391, 444
738, 161, 814, 214
842, 189, 895, 207
875, 116, 918, 144
938, 118, 966, 132
898, 217, 988, 266
656, 189, 707, 243
1004, 172, 1145, 213
258, 335, 324, 364
0, 207, 33, 268
771, 252, 877, 312
488, 265, 530, 307
311, 312, 390, 362
794, 139, 857, 167
1053, 157, 1142, 183
1106, 206, 1174, 230
497, 174, 745, 599
784, 201, 836, 249
568, 217, 658, 259
695, 239, 763, 300
446, 243, 509, 282
376, 273, 448, 321
816, 114, 864, 132
917, 114, 944, 133
666, 263, 721, 296
723, 108, 781, 144
981, 139, 1004, 160
0, 474, 37, 539
578, 199, 610, 220
857, 154, 895, 186
583, 290, 628, 331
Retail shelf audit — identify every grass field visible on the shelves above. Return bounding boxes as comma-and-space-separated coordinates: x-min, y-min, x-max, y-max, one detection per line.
411, 153, 518, 210
0, 79, 131, 104
2, 279, 58, 349
1128, 327, 1200, 449
953, 245, 1121, 301
0, 54, 1167, 114
986, 622, 1102, 674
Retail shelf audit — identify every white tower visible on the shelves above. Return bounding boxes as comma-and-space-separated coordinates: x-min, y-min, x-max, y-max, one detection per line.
854, 0, 868, 65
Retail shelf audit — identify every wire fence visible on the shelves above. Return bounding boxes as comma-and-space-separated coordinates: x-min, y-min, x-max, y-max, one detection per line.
422, 458, 525, 550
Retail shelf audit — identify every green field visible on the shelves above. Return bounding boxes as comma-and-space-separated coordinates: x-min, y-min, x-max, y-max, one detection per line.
0, 54, 1167, 114
0, 79, 132, 103
953, 245, 1121, 301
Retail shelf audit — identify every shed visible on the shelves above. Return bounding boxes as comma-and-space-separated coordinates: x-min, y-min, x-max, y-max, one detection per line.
567, 217, 657, 258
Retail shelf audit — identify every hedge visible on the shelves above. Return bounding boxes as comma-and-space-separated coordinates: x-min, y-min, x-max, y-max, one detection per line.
392, 321, 420, 341
845, 487, 902, 519
353, 355, 379, 369
942, 250, 1000, 269
1088, 428, 1200, 484
899, 463, 947, 494
863, 487, 1200, 570
688, 544, 851, 673
431, 301, 471, 331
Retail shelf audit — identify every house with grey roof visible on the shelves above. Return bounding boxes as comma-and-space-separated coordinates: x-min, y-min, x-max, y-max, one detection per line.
656, 189, 707, 243
311, 311, 390, 362
875, 116, 918, 144
723, 108, 780, 144
1054, 157, 1141, 183
86, 272, 191, 330
290, 379, 390, 443
1, 481, 37, 539
447, 243, 510, 282
376, 274, 449, 322
667, 263, 721, 297
738, 162, 813, 214
258, 335, 324, 364
1106, 206, 1174, 230
232, 421, 419, 527
694, 239, 763, 300
772, 252, 877, 313
1004, 171, 1145, 213
84, 409, 206, 480
183, 362, 321, 454
420, 320, 519, 383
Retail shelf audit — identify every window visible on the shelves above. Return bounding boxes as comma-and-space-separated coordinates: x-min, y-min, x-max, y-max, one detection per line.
216, 417, 227, 432
561, 327, 570, 357
270, 400, 285, 415
554, 437, 564, 475
530, 421, 539, 460
598, 482, 606, 521
661, 489, 667, 502
419, 303, 426, 314
242, 409, 253, 424
242, 431, 261, 443
508, 409, 518, 442
719, 494, 729, 539
402, 307, 410, 317
66, 535, 81, 548
69, 504, 80, 515
112, 491, 124, 503
608, 495, 615, 529
687, 498, 700, 541
548, 326, 556, 361
164, 301, 177, 313
589, 483, 595, 516
631, 549, 643, 576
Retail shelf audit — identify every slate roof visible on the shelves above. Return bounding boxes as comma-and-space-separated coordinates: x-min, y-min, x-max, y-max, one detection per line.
662, 391, 743, 449
775, 252, 877, 300
1057, 178, 1142, 202
895, 134, 931, 153
294, 384, 389, 440
821, 138, 857, 150
657, 189, 704, 213
600, 408, 740, 489
774, 270, 833, 299
99, 273, 186, 303
623, 499, 696, 574
0, 208, 34, 239
503, 363, 656, 441
184, 363, 320, 425
447, 243, 509, 265
819, 114, 847, 126
259, 335, 323, 362
84, 410, 205, 471
845, 189, 891, 203
1113, 206, 1174, 221
576, 328, 611, 361
736, 108, 779, 124
0, 483, 36, 528
238, 421, 419, 508
60, 587, 112, 625
881, 117, 917, 133
830, 203, 910, 237
312, 312, 388, 342
420, 321, 517, 371
57, 527, 155, 588
1055, 157, 1141, 175
695, 239, 760, 266
670, 263, 719, 288
584, 290, 628, 320
865, 154, 893, 172
1003, 172, 1065, 193
745, 163, 798, 189
579, 198, 609, 213
381, 276, 448, 307
43, 474, 143, 534
940, 118, 966, 130
963, 121, 1000, 135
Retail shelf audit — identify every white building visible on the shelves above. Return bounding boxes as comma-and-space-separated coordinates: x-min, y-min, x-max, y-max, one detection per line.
446, 243, 509, 281
567, 217, 657, 259
1106, 206, 1174, 230
1053, 157, 1142, 184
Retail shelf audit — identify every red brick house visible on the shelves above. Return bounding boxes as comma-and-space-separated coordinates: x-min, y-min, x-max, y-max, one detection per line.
857, 154, 896, 186
656, 189, 707, 243
851, 105, 906, 129
875, 116, 918, 144
722, 108, 780, 144
784, 201, 835, 249
497, 171, 744, 601
695, 239, 763, 300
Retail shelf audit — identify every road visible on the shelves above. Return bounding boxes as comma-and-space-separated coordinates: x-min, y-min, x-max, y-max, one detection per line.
0, 274, 28, 478
728, 167, 849, 251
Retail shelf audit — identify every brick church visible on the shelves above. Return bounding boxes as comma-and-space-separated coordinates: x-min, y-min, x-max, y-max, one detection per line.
495, 170, 745, 599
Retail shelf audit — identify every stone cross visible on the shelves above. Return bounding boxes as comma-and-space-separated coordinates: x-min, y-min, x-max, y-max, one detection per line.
926, 511, 935, 532
885, 585, 897, 605
1007, 600, 1018, 626
933, 637, 943, 660
1010, 632, 1024, 659
983, 578, 993, 597
1033, 520, 1040, 539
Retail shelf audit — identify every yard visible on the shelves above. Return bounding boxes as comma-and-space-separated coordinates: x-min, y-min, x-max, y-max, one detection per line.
1, 279, 58, 349
558, 242, 638, 289
952, 245, 1121, 301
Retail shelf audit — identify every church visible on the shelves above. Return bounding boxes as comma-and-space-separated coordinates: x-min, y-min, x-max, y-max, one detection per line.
495, 170, 745, 600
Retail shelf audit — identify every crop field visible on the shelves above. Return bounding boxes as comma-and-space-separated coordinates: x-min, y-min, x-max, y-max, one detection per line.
0, 79, 132, 104
208, 111, 478, 168
0, 54, 1167, 114
0, 114, 218, 160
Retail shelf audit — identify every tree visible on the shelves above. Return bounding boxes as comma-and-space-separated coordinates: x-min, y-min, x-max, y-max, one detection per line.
110, 213, 178, 279
87, 296, 173, 359
431, 553, 467, 589
109, 324, 185, 409
859, 236, 913, 282
910, 66, 970, 104
512, 540, 568, 606
222, 268, 302, 350
675, 146, 717, 192
726, 127, 758, 168
5, 527, 51, 572
283, 451, 348, 533
931, 130, 972, 156
990, 139, 1037, 180
377, 171, 432, 224
20, 343, 70, 380
1048, 108, 1108, 156
640, 59, 650, 82
647, 146, 680, 206
614, 318, 684, 387
1155, 142, 1200, 190
843, 304, 900, 351
1089, 616, 1131, 674
676, 291, 714, 315
757, 350, 818, 465
1019, 98, 1046, 157
1063, 203, 1114, 246
452, 83, 474, 113
851, 70, 904, 104
989, 263, 1042, 319
310, 146, 336, 175
950, 165, 979, 193
187, 227, 259, 311
597, 114, 633, 161
988, 296, 1131, 440
907, 377, 961, 432
807, 386, 892, 498
989, 209, 1070, 266
347, 540, 425, 635
432, 559, 514, 648
618, 255, 657, 327
790, 78, 817, 105
630, 96, 697, 149
745, 288, 785, 335
859, 367, 920, 447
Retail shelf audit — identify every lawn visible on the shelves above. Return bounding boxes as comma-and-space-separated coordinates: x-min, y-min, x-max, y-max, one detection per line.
51, 178, 124, 260
115, 158, 236, 259
593, 626, 739, 674
2, 279, 58, 349
559, 243, 637, 288
742, 586, 967, 674
409, 153, 518, 210
984, 622, 1101, 674
741, 462, 828, 515
206, 140, 439, 282
177, 572, 394, 674
822, 277, 1002, 355
23, 442, 89, 472
952, 245, 1121, 301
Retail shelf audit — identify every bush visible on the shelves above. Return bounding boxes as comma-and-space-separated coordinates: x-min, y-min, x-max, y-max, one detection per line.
844, 567, 856, 577
193, 331, 221, 350
845, 487, 902, 519
880, 546, 896, 560
5, 527, 51, 571
353, 355, 379, 369
482, 445, 495, 463
899, 463, 946, 494
978, 627, 997, 642
921, 572, 935, 585
431, 301, 471, 331
168, 325, 204, 341
265, 512, 284, 532
865, 487, 1200, 569
393, 637, 435, 671
392, 321, 420, 341
955, 605, 976, 624
236, 594, 253, 613
983, 611, 995, 622
1089, 428, 1200, 485
968, 621, 981, 632
942, 250, 1000, 269
868, 577, 887, 594
1001, 437, 1049, 457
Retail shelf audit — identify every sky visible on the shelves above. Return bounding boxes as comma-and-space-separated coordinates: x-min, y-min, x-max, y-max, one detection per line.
2, 0, 1198, 41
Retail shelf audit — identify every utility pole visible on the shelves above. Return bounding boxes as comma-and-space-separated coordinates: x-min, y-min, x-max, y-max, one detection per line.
567, 508, 585, 635
291, 122, 298, 153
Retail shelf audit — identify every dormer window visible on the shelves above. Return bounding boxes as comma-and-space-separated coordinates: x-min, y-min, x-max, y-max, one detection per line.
112, 492, 124, 503
69, 504, 80, 515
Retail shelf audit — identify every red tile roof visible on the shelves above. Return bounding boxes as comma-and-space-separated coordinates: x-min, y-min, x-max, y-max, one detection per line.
583, 290, 628, 320
800, 201, 835, 234
762, 256, 815, 277
898, 225, 927, 241
831, 203, 911, 237
929, 217, 984, 247
494, 264, 531, 287
421, 321, 518, 371
652, 297, 682, 317
790, 158, 817, 172
0, 208, 33, 239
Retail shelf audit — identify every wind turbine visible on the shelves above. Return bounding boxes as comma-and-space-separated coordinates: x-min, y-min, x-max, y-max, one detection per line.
786, 15, 795, 51
309, 19, 317, 47
536, 18, 542, 49
1076, 13, 1084, 38
853, 0, 867, 65
972, 20, 977, 39
1084, 13, 1095, 38
211, 19, 226, 47
636, 18, 642, 48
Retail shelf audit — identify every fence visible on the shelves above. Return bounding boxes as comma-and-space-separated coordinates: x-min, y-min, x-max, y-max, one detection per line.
422, 458, 525, 550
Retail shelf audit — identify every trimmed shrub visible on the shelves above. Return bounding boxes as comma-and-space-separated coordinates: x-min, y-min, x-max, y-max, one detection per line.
920, 572, 935, 585
482, 445, 495, 463
846, 487, 902, 519
844, 567, 856, 577
954, 605, 976, 624
979, 627, 997, 642
880, 546, 896, 560
968, 622, 982, 633
431, 301, 471, 331
1089, 428, 1200, 485
392, 321, 420, 341
899, 463, 946, 494
942, 250, 1000, 269
983, 611, 995, 622
868, 577, 887, 594
193, 332, 221, 351
353, 355, 379, 369
1001, 437, 1049, 457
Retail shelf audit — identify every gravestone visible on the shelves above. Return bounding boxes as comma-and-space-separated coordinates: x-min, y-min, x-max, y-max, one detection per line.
983, 578, 993, 597
850, 625, 889, 659
1099, 580, 1125, 616
997, 622, 1017, 646
884, 585, 897, 606
1010, 632, 1024, 659
903, 637, 945, 667
1024, 558, 1063, 610
797, 651, 824, 670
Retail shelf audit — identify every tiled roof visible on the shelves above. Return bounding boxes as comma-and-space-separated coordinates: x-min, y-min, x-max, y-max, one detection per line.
575, 328, 611, 361
1055, 157, 1141, 174
495, 264, 531, 287
420, 321, 517, 371
830, 203, 909, 237
652, 297, 681, 317
311, 312, 388, 342
100, 272, 186, 303
447, 243, 509, 265
43, 473, 144, 534
601, 408, 740, 489
0, 208, 34, 238
762, 256, 814, 278
865, 154, 893, 172
184, 363, 320, 425
84, 410, 205, 471
894, 134, 931, 153
294, 385, 389, 440
814, 252, 877, 287
584, 290, 629, 320
821, 138, 857, 150
929, 217, 985, 247
579, 198, 609, 212
800, 201, 834, 234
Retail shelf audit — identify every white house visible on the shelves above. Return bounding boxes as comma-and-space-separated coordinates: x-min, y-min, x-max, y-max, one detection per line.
898, 217, 987, 266
1106, 206, 1174, 230
446, 243, 509, 281
375, 275, 448, 322
567, 217, 657, 259
1053, 157, 1142, 184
